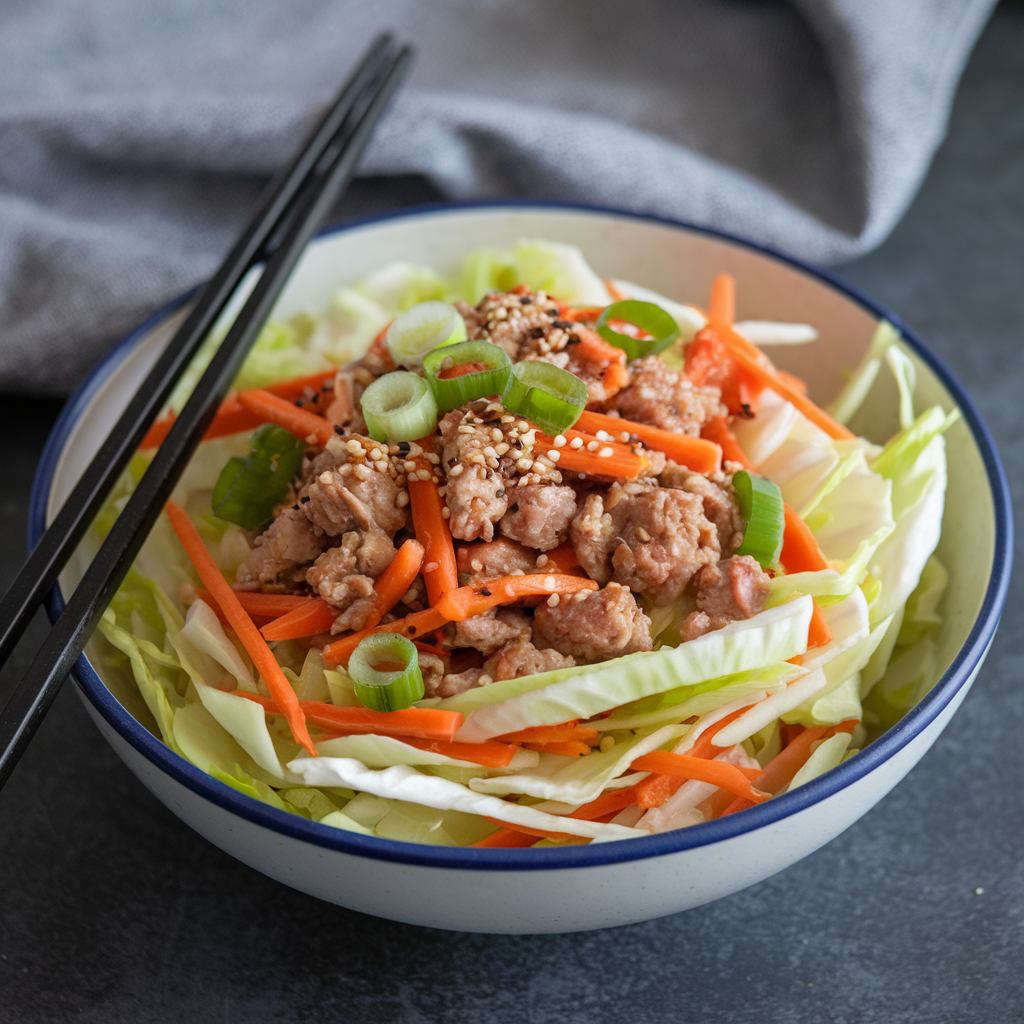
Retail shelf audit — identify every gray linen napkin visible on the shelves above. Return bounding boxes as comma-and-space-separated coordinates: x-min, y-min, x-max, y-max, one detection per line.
0, 0, 995, 393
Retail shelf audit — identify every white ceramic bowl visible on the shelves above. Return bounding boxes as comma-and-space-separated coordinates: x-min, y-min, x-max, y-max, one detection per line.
31, 203, 1012, 934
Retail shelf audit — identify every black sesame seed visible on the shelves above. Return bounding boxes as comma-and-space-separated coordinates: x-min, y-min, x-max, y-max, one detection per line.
553, 319, 573, 330
407, 626, 417, 634
530, 326, 546, 339
547, 308, 559, 316
479, 588, 492, 597
334, 424, 344, 435
300, 496, 310, 504
398, 441, 411, 453
519, 295, 533, 305
292, 504, 300, 511
495, 489, 505, 498
512, 439, 523, 450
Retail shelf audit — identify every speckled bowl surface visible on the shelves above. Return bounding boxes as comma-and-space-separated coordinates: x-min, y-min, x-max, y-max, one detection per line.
30, 203, 1012, 933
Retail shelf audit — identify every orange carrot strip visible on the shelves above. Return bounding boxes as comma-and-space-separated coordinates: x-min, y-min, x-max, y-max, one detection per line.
533, 428, 648, 479
236, 692, 464, 742
707, 272, 735, 326
140, 369, 338, 449
407, 458, 458, 605
497, 721, 599, 745
363, 538, 426, 630
700, 415, 753, 470
259, 599, 338, 641
235, 389, 335, 446
604, 279, 628, 302
399, 737, 519, 768
195, 589, 320, 620
321, 607, 450, 667
571, 326, 630, 400
542, 545, 581, 574
776, 370, 808, 396
166, 501, 316, 757
685, 330, 767, 417
524, 740, 593, 758
720, 720, 857, 816
566, 786, 639, 821
630, 751, 769, 803
807, 600, 833, 649
437, 574, 598, 623
471, 828, 539, 849
575, 410, 722, 474
780, 503, 829, 573
634, 706, 750, 809
481, 817, 579, 841
709, 324, 854, 440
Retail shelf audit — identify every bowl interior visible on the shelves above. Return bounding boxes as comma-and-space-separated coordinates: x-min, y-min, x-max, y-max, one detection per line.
46, 205, 996, 807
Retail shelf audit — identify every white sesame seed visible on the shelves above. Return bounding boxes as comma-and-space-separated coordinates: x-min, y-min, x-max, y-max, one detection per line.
547, 450, 560, 463
573, 590, 589, 602
495, 442, 509, 456
469, 454, 486, 466
423, 561, 439, 573
409, 443, 423, 456
441, 507, 451, 519
457, 424, 475, 435
518, 420, 530, 431
598, 446, 614, 458
501, 415, 515, 424
395, 492, 409, 508
637, 527, 652, 542
553, 434, 567, 447
471, 559, 483, 572
599, 735, 615, 753
531, 460, 546, 473
516, 457, 533, 472
346, 439, 363, 455
508, 568, 526, 576
448, 464, 465, 477
353, 464, 371, 480
478, 674, 493, 686
570, 437, 584, 449
483, 446, 497, 458
403, 460, 417, 472
619, 432, 631, 443
542, 576, 556, 592
535, 554, 549, 567
596, 430, 612, 442
425, 452, 440, 464
491, 428, 503, 443
368, 447, 384, 461
546, 593, 560, 608
587, 440, 599, 452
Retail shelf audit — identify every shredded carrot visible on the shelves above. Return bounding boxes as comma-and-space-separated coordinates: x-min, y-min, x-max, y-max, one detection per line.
140, 369, 338, 449
195, 589, 320, 623
566, 786, 639, 821
497, 721, 599, 745
533, 428, 648, 479
363, 538, 425, 630
412, 640, 449, 660
807, 600, 833, 649
471, 828, 539, 849
481, 818, 579, 841
706, 323, 855, 440
321, 607, 450, 667
700, 416, 753, 470
570, 326, 630, 399
541, 545, 581, 575
165, 501, 316, 757
260, 599, 338, 642
407, 457, 458, 605
235, 389, 335, 446
236, 692, 464, 742
776, 370, 808, 395
524, 740, 594, 758
707, 272, 735, 326
720, 720, 858, 817
604, 279, 628, 302
575, 410, 722, 474
399, 737, 519, 768
634, 706, 751, 809
630, 751, 769, 803
685, 329, 767, 417
437, 574, 598, 622
780, 503, 829, 573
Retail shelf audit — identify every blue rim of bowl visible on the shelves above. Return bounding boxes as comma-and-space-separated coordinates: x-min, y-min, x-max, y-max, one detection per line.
30, 200, 1013, 872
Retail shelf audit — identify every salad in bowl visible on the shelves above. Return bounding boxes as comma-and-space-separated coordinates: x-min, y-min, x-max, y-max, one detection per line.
92, 237, 955, 851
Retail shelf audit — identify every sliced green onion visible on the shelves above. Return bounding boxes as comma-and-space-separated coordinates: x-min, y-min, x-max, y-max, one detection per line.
423, 340, 512, 412
211, 424, 305, 530
349, 633, 425, 712
595, 300, 681, 360
386, 301, 467, 367
360, 371, 439, 444
733, 470, 785, 568
501, 360, 587, 435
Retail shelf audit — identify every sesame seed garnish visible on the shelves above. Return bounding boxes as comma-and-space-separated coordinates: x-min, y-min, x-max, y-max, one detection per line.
598, 446, 614, 458
501, 414, 515, 424
596, 430, 612, 442
619, 432, 631, 443
637, 526, 652, 542
599, 735, 615, 753
395, 492, 409, 508
516, 457, 533, 472
546, 593, 560, 608
478, 674, 493, 686
469, 454, 486, 466
495, 442, 509, 455
491, 428, 503, 443
346, 439, 363, 455
423, 561, 439, 573
403, 460, 417, 472
416, 468, 432, 481
569, 437, 584, 449
518, 420, 530, 431
542, 576, 556, 592
535, 554, 549, 567
547, 450, 560, 462
508, 568, 526, 576
483, 446, 497, 458
531, 460, 546, 473
573, 590, 589, 602
553, 435, 567, 447
425, 452, 440, 464
333, 424, 344, 435
586, 440, 599, 452
449, 464, 465, 477
441, 507, 451, 519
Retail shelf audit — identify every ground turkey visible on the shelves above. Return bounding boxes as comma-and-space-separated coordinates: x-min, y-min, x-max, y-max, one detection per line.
571, 481, 719, 606
305, 530, 396, 631
679, 555, 772, 642
659, 462, 744, 556
484, 638, 576, 681
456, 538, 537, 584
234, 507, 327, 591
612, 355, 725, 435
499, 483, 576, 551
299, 434, 407, 538
447, 606, 532, 656
534, 583, 653, 663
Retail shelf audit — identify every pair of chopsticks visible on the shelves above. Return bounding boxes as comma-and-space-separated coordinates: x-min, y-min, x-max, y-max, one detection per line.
0, 35, 413, 789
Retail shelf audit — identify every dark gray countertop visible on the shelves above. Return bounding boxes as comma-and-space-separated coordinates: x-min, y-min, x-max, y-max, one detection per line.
1, 4, 1022, 1022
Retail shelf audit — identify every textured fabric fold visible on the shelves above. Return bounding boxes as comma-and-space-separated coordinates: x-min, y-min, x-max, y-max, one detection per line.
0, 0, 995, 392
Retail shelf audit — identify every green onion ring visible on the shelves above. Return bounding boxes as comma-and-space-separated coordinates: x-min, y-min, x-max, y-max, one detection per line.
423, 340, 512, 412
348, 633, 425, 712
501, 360, 587, 435
595, 299, 680, 361
733, 470, 785, 568
386, 301, 467, 367
360, 371, 440, 444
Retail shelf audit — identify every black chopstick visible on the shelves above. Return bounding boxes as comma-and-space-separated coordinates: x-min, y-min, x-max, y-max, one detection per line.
0, 43, 413, 790
0, 32, 395, 679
